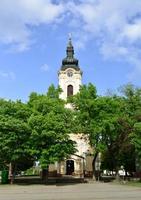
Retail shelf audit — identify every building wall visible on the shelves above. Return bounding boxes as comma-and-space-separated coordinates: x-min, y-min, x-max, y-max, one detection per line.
48, 134, 94, 177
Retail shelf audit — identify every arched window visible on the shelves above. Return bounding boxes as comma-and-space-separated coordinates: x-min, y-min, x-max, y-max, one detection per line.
67, 85, 73, 97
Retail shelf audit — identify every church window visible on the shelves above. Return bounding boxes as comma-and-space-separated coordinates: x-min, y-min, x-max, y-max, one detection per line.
67, 85, 73, 97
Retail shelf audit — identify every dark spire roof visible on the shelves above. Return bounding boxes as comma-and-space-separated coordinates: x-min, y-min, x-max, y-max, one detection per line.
60, 37, 80, 71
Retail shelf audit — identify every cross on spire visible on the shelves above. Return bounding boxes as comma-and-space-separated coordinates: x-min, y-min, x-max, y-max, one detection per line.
68, 33, 72, 40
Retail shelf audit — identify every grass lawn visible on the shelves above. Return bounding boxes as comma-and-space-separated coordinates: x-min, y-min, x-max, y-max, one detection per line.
113, 179, 141, 187
125, 180, 141, 187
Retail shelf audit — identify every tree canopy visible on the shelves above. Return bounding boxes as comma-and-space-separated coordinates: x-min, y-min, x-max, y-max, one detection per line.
70, 83, 141, 175
0, 83, 141, 181
28, 85, 76, 169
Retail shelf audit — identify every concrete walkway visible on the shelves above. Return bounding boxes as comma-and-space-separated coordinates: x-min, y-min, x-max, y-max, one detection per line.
0, 182, 141, 200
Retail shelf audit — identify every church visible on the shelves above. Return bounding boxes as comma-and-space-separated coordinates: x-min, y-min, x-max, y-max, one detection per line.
48, 38, 94, 177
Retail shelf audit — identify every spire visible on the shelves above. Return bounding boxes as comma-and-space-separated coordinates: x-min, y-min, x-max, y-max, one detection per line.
68, 34, 72, 46
66, 36, 74, 58
60, 36, 80, 71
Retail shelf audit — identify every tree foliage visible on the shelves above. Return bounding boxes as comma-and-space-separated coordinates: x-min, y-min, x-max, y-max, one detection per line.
71, 83, 141, 174
0, 82, 141, 180
0, 99, 33, 177
28, 85, 76, 169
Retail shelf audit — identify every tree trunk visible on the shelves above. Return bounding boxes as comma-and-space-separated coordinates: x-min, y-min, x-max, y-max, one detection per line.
41, 167, 49, 184
92, 152, 98, 180
115, 168, 120, 182
9, 163, 14, 184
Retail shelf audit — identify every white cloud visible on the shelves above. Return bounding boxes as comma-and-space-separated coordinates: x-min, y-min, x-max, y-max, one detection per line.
0, 0, 141, 80
0, 71, 16, 80
122, 20, 141, 43
0, 0, 64, 51
66, 0, 141, 80
41, 63, 50, 72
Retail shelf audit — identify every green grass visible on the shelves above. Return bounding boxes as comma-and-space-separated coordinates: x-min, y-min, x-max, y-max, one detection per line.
125, 180, 141, 187
111, 178, 141, 187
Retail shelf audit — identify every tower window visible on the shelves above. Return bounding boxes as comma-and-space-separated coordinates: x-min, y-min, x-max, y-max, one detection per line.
67, 85, 73, 97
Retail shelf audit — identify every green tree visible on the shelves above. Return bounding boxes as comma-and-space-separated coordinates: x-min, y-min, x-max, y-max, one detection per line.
71, 83, 136, 178
28, 85, 76, 180
0, 99, 32, 183
120, 84, 141, 174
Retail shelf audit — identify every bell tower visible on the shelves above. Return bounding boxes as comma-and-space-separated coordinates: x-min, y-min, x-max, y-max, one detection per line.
58, 37, 82, 100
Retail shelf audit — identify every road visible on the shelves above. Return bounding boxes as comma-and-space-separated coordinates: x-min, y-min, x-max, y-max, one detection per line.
0, 182, 141, 200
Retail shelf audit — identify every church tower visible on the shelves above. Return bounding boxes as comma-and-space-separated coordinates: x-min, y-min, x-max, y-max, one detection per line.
58, 37, 82, 100
48, 38, 94, 177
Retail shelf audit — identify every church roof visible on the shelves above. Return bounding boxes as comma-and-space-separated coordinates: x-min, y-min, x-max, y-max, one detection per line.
60, 37, 80, 71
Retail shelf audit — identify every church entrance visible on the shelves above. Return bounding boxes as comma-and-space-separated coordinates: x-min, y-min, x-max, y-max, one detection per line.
66, 160, 74, 175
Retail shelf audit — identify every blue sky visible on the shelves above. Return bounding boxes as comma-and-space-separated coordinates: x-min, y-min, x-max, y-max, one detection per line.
0, 0, 141, 102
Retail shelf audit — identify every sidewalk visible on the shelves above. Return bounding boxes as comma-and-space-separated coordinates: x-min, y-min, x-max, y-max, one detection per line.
0, 182, 141, 200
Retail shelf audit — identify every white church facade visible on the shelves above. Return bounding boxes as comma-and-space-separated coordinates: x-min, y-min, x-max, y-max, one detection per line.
49, 38, 94, 177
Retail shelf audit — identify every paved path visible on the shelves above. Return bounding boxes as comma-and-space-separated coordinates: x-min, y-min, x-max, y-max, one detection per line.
0, 182, 141, 200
